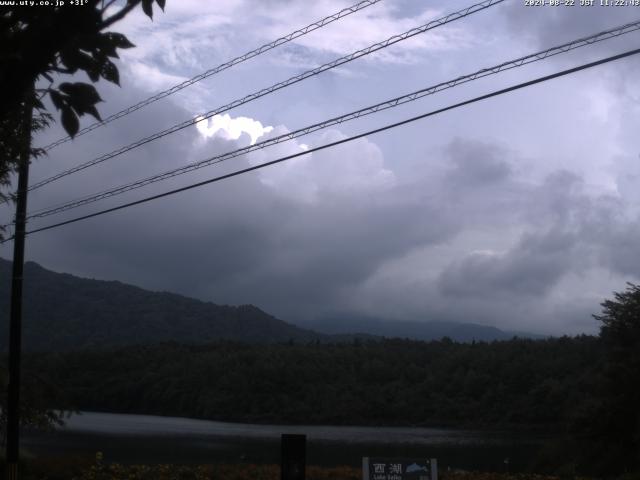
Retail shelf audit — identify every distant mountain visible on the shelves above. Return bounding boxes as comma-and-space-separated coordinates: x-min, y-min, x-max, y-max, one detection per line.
299, 315, 544, 342
0, 258, 540, 352
0, 258, 324, 351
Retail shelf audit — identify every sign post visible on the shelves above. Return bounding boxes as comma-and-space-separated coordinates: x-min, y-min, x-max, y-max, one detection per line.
363, 458, 437, 480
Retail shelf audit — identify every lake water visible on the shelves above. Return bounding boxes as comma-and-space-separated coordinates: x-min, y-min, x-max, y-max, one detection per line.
23, 412, 548, 472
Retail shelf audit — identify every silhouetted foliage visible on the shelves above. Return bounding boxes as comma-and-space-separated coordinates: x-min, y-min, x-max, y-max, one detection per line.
0, 0, 166, 231
0, 0, 166, 426
569, 283, 640, 475
0, 361, 73, 444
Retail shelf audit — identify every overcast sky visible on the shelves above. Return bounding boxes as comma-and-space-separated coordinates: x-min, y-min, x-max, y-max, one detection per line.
2, 0, 640, 335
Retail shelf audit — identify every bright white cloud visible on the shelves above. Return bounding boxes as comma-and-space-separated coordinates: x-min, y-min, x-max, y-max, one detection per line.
195, 114, 274, 145
248, 128, 396, 203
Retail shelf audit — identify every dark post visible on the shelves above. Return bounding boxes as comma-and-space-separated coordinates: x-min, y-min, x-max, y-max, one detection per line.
281, 434, 306, 480
6, 90, 33, 480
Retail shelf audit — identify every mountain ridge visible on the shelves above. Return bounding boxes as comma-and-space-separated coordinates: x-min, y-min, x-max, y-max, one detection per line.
0, 257, 324, 351
0, 257, 541, 351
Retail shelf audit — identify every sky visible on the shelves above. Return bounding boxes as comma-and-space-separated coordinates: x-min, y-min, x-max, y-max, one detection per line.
2, 0, 640, 335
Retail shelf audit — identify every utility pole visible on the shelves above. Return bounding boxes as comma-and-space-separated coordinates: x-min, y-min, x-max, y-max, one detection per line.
6, 89, 33, 480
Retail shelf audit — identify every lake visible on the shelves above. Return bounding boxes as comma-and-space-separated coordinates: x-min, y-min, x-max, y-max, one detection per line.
22, 412, 548, 472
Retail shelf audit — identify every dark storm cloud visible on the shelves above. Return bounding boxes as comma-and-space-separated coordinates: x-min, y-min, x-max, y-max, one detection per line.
3, 0, 638, 337
438, 229, 578, 298
31, 174, 297, 296
9, 82, 467, 322
3, 99, 637, 335
521, 169, 640, 278
443, 137, 513, 187
595, 222, 640, 277
429, 153, 640, 332
430, 137, 527, 231
27, 170, 460, 321
208, 195, 459, 317
321, 129, 639, 335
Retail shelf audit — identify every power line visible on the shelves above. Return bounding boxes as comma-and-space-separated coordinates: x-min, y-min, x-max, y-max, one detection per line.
40, 0, 386, 151
5, 46, 636, 242
27, 0, 504, 193
23, 19, 640, 221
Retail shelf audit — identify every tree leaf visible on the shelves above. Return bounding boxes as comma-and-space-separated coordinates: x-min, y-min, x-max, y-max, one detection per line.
141, 0, 153, 19
59, 82, 102, 106
49, 90, 65, 110
58, 83, 74, 96
100, 60, 120, 86
96, 33, 119, 59
60, 48, 102, 82
86, 68, 101, 82
59, 49, 92, 74
104, 32, 135, 50
62, 83, 104, 120
84, 105, 102, 122
60, 106, 79, 138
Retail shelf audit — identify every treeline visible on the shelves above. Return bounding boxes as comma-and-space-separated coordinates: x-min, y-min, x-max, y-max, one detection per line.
23, 336, 600, 429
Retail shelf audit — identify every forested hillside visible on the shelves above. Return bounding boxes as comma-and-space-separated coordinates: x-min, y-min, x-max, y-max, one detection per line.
23, 336, 600, 428
0, 258, 322, 350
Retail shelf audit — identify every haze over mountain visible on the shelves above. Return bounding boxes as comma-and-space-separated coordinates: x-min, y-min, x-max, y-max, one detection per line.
0, 258, 539, 351
300, 316, 544, 342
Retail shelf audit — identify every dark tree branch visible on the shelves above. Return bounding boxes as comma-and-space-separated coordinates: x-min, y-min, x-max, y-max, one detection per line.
100, 0, 119, 14
50, 67, 74, 74
101, 1, 140, 29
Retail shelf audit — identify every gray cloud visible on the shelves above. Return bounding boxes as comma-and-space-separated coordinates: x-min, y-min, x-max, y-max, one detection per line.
3, 2, 639, 337
8, 82, 461, 322
444, 137, 513, 187
438, 229, 578, 298
16, 119, 640, 334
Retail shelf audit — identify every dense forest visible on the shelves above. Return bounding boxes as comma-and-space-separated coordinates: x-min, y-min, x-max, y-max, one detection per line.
12, 317, 638, 476
21, 337, 599, 428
